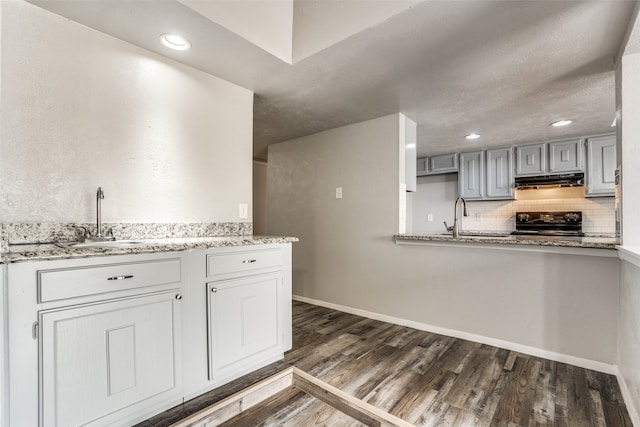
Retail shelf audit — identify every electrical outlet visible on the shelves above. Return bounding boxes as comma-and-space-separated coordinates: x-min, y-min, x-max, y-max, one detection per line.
335, 187, 343, 199
427, 214, 433, 222
239, 203, 248, 219
476, 212, 482, 220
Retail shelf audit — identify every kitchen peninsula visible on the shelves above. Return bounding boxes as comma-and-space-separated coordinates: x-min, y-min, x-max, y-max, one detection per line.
394, 232, 618, 254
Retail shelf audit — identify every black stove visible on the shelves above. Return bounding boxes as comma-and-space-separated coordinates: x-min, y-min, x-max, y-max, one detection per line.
511, 211, 584, 237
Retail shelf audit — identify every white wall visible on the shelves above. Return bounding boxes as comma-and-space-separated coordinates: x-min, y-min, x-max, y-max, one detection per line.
410, 174, 458, 234
179, 0, 294, 64
620, 53, 640, 246
619, 260, 640, 424
292, 0, 417, 62
0, 0, 253, 224
253, 161, 268, 235
616, 43, 640, 423
268, 115, 620, 365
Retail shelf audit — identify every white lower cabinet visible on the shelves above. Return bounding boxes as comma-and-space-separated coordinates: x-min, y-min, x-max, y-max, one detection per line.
40, 292, 182, 427
4, 243, 292, 427
207, 273, 283, 380
202, 245, 292, 386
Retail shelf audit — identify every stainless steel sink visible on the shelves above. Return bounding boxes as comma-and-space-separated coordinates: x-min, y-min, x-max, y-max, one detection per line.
56, 240, 147, 249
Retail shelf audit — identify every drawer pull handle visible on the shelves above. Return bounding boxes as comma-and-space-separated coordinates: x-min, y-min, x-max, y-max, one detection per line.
242, 259, 257, 264
107, 275, 134, 281
211, 287, 218, 293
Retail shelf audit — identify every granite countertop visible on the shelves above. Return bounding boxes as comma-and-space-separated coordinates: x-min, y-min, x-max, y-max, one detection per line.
394, 233, 619, 250
1, 235, 299, 263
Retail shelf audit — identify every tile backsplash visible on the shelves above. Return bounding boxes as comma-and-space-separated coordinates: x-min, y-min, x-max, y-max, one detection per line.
462, 188, 615, 235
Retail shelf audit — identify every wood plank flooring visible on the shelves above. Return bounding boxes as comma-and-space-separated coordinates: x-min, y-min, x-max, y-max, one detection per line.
141, 300, 632, 426
285, 301, 632, 426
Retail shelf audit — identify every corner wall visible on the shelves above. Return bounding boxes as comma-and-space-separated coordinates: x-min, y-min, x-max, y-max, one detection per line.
0, 0, 253, 224
616, 38, 640, 425
619, 258, 640, 425
268, 115, 620, 366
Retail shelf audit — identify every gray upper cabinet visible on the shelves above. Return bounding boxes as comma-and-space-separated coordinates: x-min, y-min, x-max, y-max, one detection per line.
417, 153, 458, 176
429, 153, 458, 173
458, 151, 484, 199
486, 147, 514, 199
548, 139, 583, 173
515, 143, 546, 176
586, 135, 616, 197
516, 139, 585, 176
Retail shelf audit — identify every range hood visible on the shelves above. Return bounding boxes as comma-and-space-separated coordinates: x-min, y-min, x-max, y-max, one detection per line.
514, 172, 584, 190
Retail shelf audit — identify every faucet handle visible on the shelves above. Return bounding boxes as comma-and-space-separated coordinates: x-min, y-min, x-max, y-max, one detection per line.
70, 225, 91, 240
443, 221, 453, 233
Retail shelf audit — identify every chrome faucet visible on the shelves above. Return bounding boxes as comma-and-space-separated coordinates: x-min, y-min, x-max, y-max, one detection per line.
69, 187, 115, 242
82, 187, 114, 242
451, 197, 469, 238
96, 187, 104, 238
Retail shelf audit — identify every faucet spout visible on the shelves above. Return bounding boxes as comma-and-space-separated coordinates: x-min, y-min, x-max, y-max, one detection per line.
96, 187, 104, 237
452, 196, 468, 238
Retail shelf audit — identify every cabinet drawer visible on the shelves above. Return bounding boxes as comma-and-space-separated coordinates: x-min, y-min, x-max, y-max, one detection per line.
207, 249, 282, 277
38, 258, 181, 303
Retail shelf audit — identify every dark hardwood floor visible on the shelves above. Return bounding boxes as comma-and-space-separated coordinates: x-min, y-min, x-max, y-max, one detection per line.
285, 301, 632, 426
141, 300, 632, 426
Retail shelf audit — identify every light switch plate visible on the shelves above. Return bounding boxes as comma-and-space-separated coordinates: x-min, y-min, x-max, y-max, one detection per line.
335, 187, 343, 199
427, 214, 433, 222
239, 203, 249, 219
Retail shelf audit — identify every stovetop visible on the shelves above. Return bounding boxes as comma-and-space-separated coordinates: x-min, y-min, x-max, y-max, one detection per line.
513, 211, 584, 237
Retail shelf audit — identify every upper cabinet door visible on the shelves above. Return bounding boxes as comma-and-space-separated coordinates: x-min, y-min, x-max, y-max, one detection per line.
417, 153, 458, 176
486, 148, 514, 199
429, 153, 458, 173
549, 139, 583, 173
458, 151, 484, 199
515, 143, 546, 176
586, 135, 616, 197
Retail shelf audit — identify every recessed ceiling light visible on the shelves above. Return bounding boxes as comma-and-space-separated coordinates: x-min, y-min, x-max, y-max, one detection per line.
551, 119, 573, 127
465, 133, 481, 140
159, 33, 191, 51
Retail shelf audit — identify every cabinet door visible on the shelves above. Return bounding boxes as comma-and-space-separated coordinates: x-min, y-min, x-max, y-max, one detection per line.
416, 157, 428, 176
549, 139, 583, 173
515, 143, 546, 176
208, 273, 282, 381
586, 135, 616, 197
486, 148, 514, 199
458, 151, 484, 199
429, 153, 458, 174
40, 292, 182, 427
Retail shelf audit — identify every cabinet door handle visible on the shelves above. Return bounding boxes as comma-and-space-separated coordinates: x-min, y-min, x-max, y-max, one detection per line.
107, 275, 134, 281
211, 287, 217, 293
175, 294, 183, 300
242, 259, 257, 264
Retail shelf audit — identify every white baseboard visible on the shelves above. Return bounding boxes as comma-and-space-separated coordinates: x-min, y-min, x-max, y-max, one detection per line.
615, 369, 640, 427
293, 295, 617, 376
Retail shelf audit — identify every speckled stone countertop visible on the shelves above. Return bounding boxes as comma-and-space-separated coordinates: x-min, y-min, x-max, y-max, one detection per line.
0, 222, 297, 264
394, 233, 618, 249
2, 235, 299, 263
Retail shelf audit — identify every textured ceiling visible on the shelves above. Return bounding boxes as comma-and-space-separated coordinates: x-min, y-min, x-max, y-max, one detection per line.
28, 0, 638, 160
